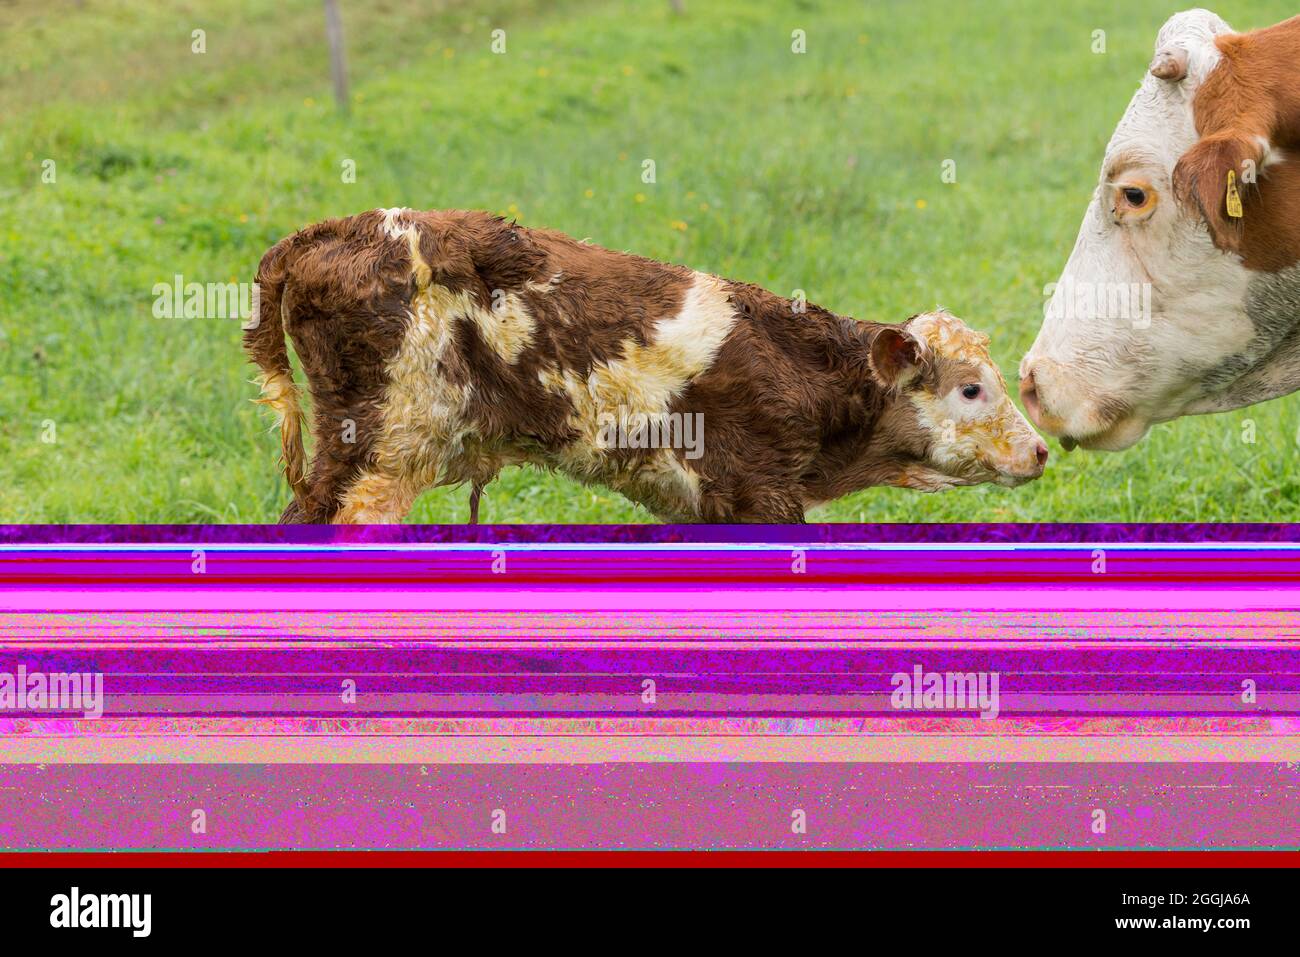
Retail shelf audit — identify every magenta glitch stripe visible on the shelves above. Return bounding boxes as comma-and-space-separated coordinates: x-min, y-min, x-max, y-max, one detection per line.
4, 692, 1296, 715
7, 615, 1296, 639
2, 586, 1296, 612
4, 648, 1286, 669
0, 763, 1296, 849
17, 675, 1297, 692
4, 522, 1300, 544
2, 715, 1287, 733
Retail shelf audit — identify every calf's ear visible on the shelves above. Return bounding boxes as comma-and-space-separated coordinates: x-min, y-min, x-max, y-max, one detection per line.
1172, 132, 1266, 253
869, 326, 928, 389
418, 213, 549, 305
471, 215, 550, 292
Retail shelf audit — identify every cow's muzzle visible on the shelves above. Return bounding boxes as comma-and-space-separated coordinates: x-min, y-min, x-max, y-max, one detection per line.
1019, 360, 1140, 449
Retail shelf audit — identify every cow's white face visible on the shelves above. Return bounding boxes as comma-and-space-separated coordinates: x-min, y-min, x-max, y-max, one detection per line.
1020, 9, 1300, 451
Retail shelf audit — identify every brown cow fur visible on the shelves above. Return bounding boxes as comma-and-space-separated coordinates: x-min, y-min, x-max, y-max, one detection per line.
1173, 14, 1300, 270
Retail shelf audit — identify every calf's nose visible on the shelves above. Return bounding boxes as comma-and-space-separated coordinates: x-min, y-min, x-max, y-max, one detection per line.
1035, 441, 1049, 468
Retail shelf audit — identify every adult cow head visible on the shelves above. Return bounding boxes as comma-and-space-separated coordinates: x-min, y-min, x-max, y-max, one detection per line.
1020, 9, 1300, 451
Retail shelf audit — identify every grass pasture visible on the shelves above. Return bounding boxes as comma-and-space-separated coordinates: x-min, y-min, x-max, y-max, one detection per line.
1, 0, 1298, 523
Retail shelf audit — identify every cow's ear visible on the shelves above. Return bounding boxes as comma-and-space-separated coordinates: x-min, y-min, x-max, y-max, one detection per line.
869, 325, 929, 389
1149, 45, 1189, 81
1172, 132, 1266, 253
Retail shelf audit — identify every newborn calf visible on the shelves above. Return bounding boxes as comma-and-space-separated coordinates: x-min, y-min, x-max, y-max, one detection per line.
246, 208, 1046, 523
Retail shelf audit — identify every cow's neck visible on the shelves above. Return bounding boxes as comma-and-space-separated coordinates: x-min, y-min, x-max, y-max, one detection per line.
1187, 263, 1300, 415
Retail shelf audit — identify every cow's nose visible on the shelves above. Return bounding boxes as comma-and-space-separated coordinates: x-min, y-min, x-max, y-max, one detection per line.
1019, 369, 1042, 424
1019, 369, 1050, 431
1035, 441, 1049, 468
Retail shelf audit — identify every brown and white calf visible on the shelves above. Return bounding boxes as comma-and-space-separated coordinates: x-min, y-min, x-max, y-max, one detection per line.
245, 208, 1045, 523
1022, 9, 1300, 451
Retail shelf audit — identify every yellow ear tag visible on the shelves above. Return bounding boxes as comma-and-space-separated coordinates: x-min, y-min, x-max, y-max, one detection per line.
1226, 169, 1244, 219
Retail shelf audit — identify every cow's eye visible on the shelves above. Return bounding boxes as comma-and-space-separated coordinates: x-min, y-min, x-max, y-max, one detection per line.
961, 384, 982, 400
1121, 187, 1148, 208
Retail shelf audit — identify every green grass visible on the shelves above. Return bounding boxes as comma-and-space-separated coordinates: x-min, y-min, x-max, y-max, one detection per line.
2, 0, 1298, 523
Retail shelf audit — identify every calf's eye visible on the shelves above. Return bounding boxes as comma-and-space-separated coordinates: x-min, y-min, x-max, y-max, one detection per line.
961, 384, 982, 400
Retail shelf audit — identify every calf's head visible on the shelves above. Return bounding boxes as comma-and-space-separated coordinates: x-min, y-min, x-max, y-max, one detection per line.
871, 311, 1048, 488
1021, 9, 1300, 451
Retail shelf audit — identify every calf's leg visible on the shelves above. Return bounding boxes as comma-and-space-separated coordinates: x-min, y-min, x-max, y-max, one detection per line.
468, 482, 484, 525
279, 499, 308, 524
731, 500, 807, 524
278, 461, 358, 524
278, 437, 393, 524
698, 482, 807, 524
333, 467, 427, 524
